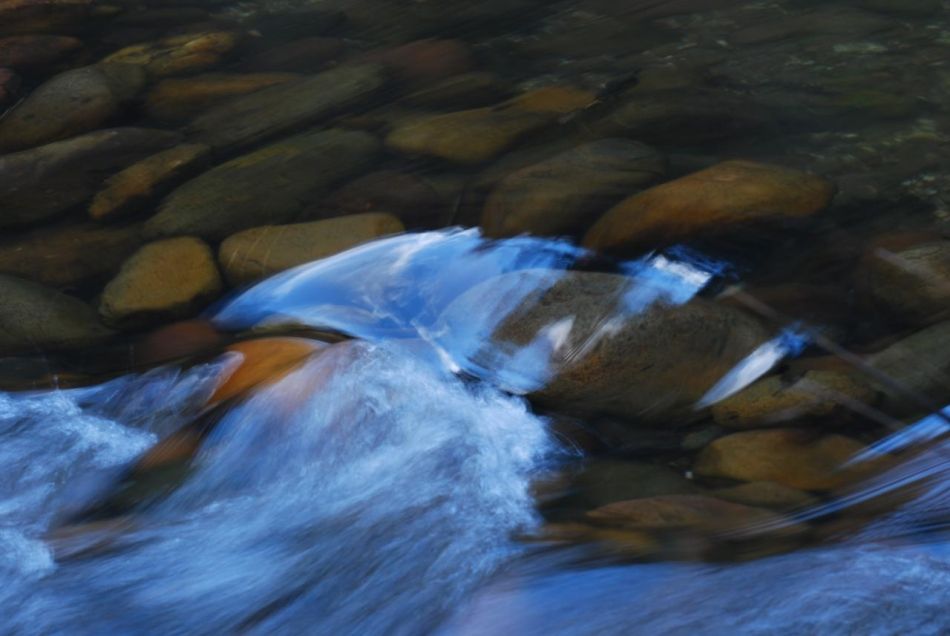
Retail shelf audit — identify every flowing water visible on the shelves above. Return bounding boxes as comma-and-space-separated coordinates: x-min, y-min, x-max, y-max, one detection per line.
1, 0, 949, 633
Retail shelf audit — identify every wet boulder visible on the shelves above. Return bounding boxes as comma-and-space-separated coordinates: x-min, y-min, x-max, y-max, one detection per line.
243, 36, 344, 73
0, 128, 183, 229
713, 481, 818, 510
857, 240, 950, 327
482, 139, 666, 238
144, 72, 300, 123
868, 320, 950, 414
89, 144, 211, 220
438, 270, 768, 424
710, 370, 878, 429
0, 0, 93, 36
693, 428, 868, 491
188, 64, 387, 150
363, 39, 474, 85
0, 221, 142, 288
385, 107, 550, 164
0, 34, 83, 73
218, 213, 404, 286
99, 237, 223, 328
584, 160, 836, 252
318, 170, 448, 229
101, 31, 241, 77
144, 129, 380, 241
0, 274, 112, 354
0, 63, 147, 152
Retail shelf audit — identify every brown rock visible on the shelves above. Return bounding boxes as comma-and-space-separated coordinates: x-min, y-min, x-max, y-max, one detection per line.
320, 170, 447, 229
136, 319, 221, 365
587, 494, 785, 533
401, 71, 510, 109
0, 274, 112, 354
0, 0, 93, 36
99, 237, 223, 328
584, 160, 836, 251
858, 240, 950, 327
101, 31, 241, 77
693, 428, 868, 491
0, 35, 82, 73
365, 38, 474, 84
711, 370, 878, 429
713, 481, 819, 510
243, 36, 344, 73
0, 128, 184, 228
218, 213, 405, 286
386, 107, 550, 164
868, 320, 950, 413
0, 63, 146, 152
89, 144, 210, 220
505, 85, 598, 115
144, 72, 300, 122
482, 139, 665, 238
0, 221, 142, 288
439, 270, 768, 423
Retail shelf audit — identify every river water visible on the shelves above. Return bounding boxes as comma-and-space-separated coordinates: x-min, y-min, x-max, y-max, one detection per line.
1, 0, 949, 633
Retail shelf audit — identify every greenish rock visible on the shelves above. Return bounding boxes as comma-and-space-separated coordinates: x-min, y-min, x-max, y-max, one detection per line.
0, 128, 184, 229
144, 129, 380, 241
187, 64, 387, 150
0, 274, 113, 354
0, 63, 146, 152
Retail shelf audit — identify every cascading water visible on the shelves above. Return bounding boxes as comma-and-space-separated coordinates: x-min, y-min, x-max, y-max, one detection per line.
0, 229, 948, 635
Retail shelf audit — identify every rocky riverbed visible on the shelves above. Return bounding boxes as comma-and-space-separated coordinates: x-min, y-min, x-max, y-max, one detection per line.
0, 0, 949, 632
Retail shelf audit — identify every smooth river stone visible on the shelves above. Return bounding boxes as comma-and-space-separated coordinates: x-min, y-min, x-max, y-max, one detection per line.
188, 64, 387, 150
218, 213, 405, 286
583, 160, 836, 251
101, 31, 241, 77
144, 129, 380, 241
0, 274, 112, 354
0, 127, 183, 228
0, 63, 147, 152
482, 139, 665, 238
0, 34, 83, 73
144, 72, 300, 122
857, 240, 950, 327
99, 237, 223, 328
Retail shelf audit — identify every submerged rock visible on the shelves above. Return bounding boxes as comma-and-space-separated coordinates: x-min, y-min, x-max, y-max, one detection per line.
0, 222, 142, 287
584, 160, 836, 251
0, 274, 112, 354
0, 63, 146, 152
713, 481, 819, 510
693, 428, 868, 491
244, 36, 344, 73
364, 38, 474, 85
857, 240, 950, 327
319, 170, 448, 229
0, 34, 83, 73
99, 237, 223, 328
188, 64, 387, 150
218, 213, 405, 286
89, 144, 211, 220
144, 72, 300, 122
385, 107, 549, 164
0, 128, 183, 228
101, 31, 241, 77
440, 270, 767, 424
868, 320, 950, 413
144, 129, 380, 241
711, 370, 878, 429
0, 0, 93, 36
482, 139, 665, 238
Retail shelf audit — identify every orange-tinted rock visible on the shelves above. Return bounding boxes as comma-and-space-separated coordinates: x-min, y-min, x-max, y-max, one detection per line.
0, 0, 93, 36
136, 319, 222, 365
584, 160, 836, 251
209, 337, 326, 404
145, 72, 300, 122
587, 494, 786, 532
102, 31, 241, 77
89, 144, 210, 220
366, 38, 474, 84
0, 34, 82, 72
693, 428, 868, 491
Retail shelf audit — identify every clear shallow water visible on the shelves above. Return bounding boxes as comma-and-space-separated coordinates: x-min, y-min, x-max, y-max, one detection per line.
0, 230, 948, 634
